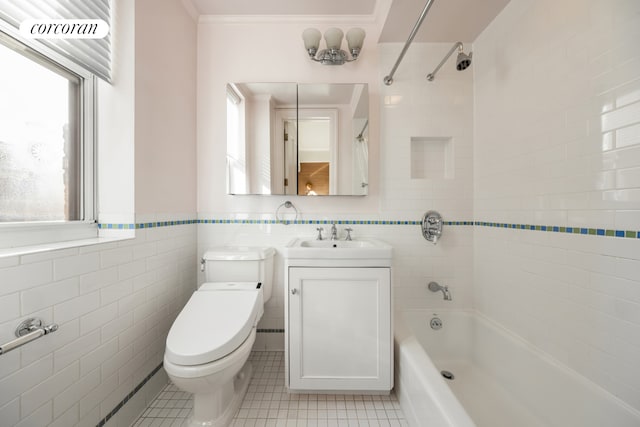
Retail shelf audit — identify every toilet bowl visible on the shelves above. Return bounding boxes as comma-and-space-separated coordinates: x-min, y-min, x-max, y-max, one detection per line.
164, 247, 275, 427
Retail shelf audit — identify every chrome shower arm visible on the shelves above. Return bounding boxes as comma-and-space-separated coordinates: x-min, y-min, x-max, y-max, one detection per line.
427, 42, 463, 81
383, 0, 437, 86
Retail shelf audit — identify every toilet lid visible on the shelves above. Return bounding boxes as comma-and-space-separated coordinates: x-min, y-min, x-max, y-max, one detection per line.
165, 289, 261, 366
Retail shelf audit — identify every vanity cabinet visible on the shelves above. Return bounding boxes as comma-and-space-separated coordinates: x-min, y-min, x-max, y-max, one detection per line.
286, 266, 392, 392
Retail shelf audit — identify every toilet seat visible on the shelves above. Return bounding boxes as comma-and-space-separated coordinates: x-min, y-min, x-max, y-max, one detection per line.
165, 286, 261, 366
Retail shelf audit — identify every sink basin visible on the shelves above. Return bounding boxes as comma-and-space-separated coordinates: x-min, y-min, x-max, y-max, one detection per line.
300, 240, 375, 248
284, 238, 392, 260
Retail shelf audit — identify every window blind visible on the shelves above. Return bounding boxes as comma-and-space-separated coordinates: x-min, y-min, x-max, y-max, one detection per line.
0, 0, 111, 82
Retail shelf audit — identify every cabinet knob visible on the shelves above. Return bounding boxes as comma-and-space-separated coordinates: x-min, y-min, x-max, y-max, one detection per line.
291, 289, 298, 295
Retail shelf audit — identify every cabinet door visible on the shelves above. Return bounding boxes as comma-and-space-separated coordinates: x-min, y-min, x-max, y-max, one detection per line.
288, 267, 391, 391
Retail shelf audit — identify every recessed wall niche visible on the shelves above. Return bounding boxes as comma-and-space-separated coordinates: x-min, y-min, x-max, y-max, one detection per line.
410, 136, 454, 180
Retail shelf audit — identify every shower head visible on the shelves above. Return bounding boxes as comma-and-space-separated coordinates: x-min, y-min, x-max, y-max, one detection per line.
456, 50, 472, 71
426, 42, 472, 81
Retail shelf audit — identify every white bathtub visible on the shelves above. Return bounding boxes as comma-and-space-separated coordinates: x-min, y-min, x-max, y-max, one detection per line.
394, 309, 640, 427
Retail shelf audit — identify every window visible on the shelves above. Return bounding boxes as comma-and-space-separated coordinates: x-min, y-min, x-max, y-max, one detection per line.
226, 84, 247, 194
0, 30, 96, 248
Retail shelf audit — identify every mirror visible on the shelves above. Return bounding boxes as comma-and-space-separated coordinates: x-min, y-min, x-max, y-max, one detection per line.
226, 82, 368, 196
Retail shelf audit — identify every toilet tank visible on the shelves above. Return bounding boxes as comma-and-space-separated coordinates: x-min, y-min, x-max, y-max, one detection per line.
202, 247, 276, 302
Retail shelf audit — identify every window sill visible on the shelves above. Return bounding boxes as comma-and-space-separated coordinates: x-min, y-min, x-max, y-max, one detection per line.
0, 234, 135, 260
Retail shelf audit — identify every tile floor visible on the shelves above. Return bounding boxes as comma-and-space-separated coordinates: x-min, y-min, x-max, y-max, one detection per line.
133, 351, 408, 427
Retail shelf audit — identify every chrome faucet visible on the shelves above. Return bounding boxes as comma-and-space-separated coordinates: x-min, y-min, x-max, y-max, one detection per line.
345, 227, 353, 241
330, 223, 338, 240
316, 227, 324, 240
428, 281, 451, 301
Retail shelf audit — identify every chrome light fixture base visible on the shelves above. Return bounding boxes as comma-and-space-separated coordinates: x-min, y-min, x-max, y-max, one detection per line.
303, 27, 365, 66
307, 48, 360, 65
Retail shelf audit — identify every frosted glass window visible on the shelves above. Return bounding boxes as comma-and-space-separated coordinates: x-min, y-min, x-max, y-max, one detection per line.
0, 37, 82, 222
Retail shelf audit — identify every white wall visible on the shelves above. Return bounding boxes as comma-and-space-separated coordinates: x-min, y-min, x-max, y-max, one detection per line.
135, 0, 197, 216
97, 0, 135, 229
197, 18, 382, 216
0, 1, 198, 426
0, 226, 196, 427
380, 43, 475, 311
474, 0, 640, 412
197, 25, 476, 349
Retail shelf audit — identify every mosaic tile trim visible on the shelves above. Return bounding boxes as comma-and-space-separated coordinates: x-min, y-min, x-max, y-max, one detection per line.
474, 221, 640, 239
197, 219, 474, 226
96, 363, 163, 427
97, 218, 639, 239
98, 219, 197, 230
257, 328, 285, 333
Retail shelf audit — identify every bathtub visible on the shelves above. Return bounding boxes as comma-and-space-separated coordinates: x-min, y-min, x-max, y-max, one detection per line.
394, 309, 640, 427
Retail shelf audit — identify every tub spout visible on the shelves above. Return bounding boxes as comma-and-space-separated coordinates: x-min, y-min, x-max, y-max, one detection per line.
428, 281, 451, 301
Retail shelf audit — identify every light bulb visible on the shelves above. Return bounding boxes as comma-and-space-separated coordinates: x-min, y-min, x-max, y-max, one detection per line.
346, 28, 366, 51
302, 28, 321, 51
323, 28, 344, 50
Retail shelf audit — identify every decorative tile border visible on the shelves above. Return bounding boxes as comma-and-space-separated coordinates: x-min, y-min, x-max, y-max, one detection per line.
257, 328, 285, 333
197, 219, 475, 226
98, 219, 197, 230
475, 221, 640, 239
97, 218, 639, 239
96, 363, 163, 427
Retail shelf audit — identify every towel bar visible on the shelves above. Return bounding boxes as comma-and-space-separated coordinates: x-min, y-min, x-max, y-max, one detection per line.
0, 317, 58, 355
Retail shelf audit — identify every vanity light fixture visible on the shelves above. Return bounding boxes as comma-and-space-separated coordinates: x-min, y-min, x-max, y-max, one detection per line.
302, 27, 365, 65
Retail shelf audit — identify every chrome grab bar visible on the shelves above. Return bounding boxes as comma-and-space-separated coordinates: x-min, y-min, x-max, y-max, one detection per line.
0, 317, 58, 356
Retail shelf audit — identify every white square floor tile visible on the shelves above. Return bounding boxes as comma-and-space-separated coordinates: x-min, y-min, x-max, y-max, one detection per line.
133, 351, 407, 427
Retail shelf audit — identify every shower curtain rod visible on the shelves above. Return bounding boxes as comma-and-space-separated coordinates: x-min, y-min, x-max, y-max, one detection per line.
383, 0, 437, 86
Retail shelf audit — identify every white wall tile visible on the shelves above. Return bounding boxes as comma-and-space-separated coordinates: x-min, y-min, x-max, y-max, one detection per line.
0, 398, 20, 426
21, 278, 78, 316
20, 248, 79, 265
101, 345, 134, 380
101, 312, 133, 343
54, 292, 100, 325
14, 401, 51, 427
100, 247, 134, 269
79, 266, 119, 295
20, 361, 78, 417
48, 404, 79, 427
53, 253, 100, 281
0, 293, 20, 324
80, 338, 119, 376
54, 330, 101, 373
0, 262, 52, 295
79, 373, 118, 419
53, 368, 100, 419
101, 279, 134, 305
0, 256, 19, 269
118, 259, 147, 281
0, 223, 195, 426
473, 0, 640, 411
0, 355, 52, 407
80, 302, 118, 335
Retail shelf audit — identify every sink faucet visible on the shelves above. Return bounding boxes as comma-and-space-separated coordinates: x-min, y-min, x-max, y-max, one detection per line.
330, 223, 338, 240
428, 281, 451, 301
316, 227, 324, 240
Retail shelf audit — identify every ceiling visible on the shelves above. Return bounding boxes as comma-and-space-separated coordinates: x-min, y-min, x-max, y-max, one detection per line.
188, 0, 510, 43
378, 0, 510, 43
189, 0, 377, 16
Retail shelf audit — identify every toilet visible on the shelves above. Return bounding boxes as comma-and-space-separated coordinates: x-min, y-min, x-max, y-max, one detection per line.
164, 246, 275, 427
